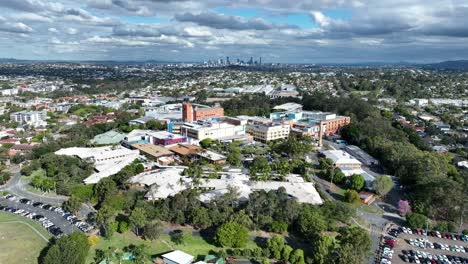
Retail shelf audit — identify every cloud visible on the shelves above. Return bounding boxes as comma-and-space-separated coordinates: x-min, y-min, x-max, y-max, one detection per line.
0, 17, 33, 33
66, 28, 79, 35
175, 11, 295, 30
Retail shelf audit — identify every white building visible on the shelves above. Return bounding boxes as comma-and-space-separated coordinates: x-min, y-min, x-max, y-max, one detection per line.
55, 146, 140, 184
162, 250, 194, 264
10, 110, 47, 127
321, 150, 362, 169
246, 122, 290, 142
181, 119, 247, 142
131, 170, 323, 205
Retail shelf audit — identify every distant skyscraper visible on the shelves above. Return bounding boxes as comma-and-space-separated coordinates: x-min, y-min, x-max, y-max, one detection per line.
259, 57, 262, 65
226, 56, 230, 65
249, 57, 253, 65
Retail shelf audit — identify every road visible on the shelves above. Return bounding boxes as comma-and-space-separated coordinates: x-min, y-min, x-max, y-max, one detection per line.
0, 170, 96, 219
318, 140, 406, 264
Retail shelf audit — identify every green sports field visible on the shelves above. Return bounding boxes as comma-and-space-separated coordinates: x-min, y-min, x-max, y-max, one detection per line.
0, 212, 50, 264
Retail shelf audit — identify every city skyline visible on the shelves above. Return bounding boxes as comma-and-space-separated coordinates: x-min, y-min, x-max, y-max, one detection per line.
0, 0, 468, 63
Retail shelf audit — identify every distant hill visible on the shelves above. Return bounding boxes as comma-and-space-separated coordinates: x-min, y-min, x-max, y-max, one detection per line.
423, 60, 468, 71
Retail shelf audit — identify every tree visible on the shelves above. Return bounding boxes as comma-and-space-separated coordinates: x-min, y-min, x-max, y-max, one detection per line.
373, 176, 394, 196
282, 245, 293, 262
191, 206, 212, 228
129, 207, 147, 236
214, 221, 249, 248
311, 234, 335, 264
398, 200, 411, 216
266, 235, 285, 259
143, 221, 163, 241
336, 226, 371, 264
344, 189, 360, 203
199, 138, 213, 149
41, 232, 90, 264
348, 174, 365, 191
170, 230, 187, 245
125, 244, 147, 264
62, 196, 81, 214
249, 157, 271, 181
96, 205, 116, 239
296, 207, 327, 239
333, 170, 346, 184
406, 213, 427, 228
289, 249, 305, 264
95, 178, 117, 205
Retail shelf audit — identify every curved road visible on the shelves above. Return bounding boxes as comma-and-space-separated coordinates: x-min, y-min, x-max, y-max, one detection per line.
1, 170, 96, 218
1, 171, 68, 205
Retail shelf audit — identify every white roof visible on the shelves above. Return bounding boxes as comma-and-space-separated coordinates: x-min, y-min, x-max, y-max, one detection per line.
137, 171, 322, 205
197, 150, 226, 161
162, 250, 194, 264
322, 150, 361, 166
55, 146, 140, 184
273, 102, 303, 111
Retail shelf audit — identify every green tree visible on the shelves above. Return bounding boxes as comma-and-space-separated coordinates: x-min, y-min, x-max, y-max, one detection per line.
214, 221, 249, 248
349, 174, 365, 191
373, 175, 394, 196
266, 235, 285, 259
311, 234, 335, 264
96, 205, 116, 239
297, 207, 327, 239
62, 196, 81, 214
191, 206, 212, 228
344, 189, 360, 203
143, 221, 163, 241
95, 178, 117, 205
129, 207, 147, 236
199, 138, 213, 149
289, 249, 305, 264
333, 170, 346, 184
41, 232, 90, 264
282, 245, 293, 262
406, 213, 427, 228
336, 226, 371, 264
170, 230, 188, 245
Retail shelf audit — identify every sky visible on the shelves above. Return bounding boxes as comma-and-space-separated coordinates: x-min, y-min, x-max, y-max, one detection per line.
0, 0, 468, 63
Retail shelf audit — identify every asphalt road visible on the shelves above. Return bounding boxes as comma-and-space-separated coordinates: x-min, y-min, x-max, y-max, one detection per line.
0, 196, 81, 235
0, 170, 96, 218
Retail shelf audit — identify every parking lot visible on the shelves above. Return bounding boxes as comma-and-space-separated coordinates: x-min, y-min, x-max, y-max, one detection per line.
0, 195, 94, 237
378, 226, 468, 264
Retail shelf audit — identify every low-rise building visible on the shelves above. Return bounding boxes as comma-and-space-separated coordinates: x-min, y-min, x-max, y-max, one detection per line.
91, 130, 127, 145
321, 150, 362, 169
162, 250, 194, 264
132, 143, 174, 164
55, 146, 140, 184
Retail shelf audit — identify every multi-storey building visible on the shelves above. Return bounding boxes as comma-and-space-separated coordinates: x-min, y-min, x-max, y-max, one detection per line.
246, 122, 290, 143
181, 118, 247, 142
182, 102, 224, 122
10, 110, 47, 127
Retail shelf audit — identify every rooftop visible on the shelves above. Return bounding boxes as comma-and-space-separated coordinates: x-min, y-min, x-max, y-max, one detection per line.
162, 250, 194, 264
133, 143, 174, 158
169, 144, 201, 156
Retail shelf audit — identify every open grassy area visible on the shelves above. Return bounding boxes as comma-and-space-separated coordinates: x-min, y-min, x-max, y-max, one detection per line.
0, 212, 51, 264
87, 230, 262, 264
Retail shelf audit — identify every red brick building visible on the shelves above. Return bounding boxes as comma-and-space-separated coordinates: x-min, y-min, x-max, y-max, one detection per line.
321, 116, 351, 136
182, 103, 224, 122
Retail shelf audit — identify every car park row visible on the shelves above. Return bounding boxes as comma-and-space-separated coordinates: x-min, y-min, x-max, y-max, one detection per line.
1, 194, 94, 237
378, 226, 468, 264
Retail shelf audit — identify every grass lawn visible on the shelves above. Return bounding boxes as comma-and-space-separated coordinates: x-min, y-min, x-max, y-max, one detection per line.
0, 212, 51, 264
87, 230, 262, 264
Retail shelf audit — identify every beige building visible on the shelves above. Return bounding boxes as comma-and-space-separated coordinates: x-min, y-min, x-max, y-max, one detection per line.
246, 122, 290, 142
181, 118, 247, 142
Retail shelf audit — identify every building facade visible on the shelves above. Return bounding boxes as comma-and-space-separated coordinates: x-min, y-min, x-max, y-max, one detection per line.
10, 110, 47, 127
182, 102, 224, 122
246, 122, 290, 142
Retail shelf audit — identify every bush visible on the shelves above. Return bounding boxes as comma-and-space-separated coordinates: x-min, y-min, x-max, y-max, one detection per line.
406, 213, 427, 228
345, 189, 360, 203
463, 230, 468, 235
